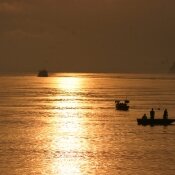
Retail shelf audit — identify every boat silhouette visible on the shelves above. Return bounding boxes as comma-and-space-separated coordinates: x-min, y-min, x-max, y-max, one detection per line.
37, 69, 48, 77
137, 118, 175, 126
115, 99, 130, 111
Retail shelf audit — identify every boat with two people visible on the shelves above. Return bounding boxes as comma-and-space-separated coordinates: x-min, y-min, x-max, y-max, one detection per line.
115, 99, 130, 111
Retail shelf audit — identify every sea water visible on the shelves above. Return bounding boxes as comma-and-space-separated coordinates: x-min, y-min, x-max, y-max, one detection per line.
0, 73, 175, 175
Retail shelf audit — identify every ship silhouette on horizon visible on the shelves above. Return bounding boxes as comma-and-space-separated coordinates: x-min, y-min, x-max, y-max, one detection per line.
37, 69, 48, 77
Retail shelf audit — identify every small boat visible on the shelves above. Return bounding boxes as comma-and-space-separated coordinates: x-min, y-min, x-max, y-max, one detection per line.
137, 118, 175, 126
37, 69, 48, 77
115, 99, 130, 111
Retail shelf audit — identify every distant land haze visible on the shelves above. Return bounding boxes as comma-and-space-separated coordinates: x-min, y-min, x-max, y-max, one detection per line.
0, 0, 175, 73
169, 62, 175, 73
0, 58, 174, 74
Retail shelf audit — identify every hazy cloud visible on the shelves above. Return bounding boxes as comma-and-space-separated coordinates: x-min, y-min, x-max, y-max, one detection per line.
0, 0, 175, 73
0, 1, 26, 14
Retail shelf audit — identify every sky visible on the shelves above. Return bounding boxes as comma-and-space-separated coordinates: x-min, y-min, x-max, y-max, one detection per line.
0, 0, 175, 73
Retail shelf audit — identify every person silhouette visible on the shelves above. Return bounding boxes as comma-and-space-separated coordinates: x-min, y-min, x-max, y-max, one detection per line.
150, 108, 155, 119
163, 109, 168, 119
142, 114, 147, 120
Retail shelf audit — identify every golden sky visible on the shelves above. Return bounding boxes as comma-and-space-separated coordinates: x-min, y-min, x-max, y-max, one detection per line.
0, 0, 175, 73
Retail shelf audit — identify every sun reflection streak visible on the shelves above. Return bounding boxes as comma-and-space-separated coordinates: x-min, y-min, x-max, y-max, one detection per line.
47, 76, 88, 175
58, 77, 82, 91
50, 110, 84, 175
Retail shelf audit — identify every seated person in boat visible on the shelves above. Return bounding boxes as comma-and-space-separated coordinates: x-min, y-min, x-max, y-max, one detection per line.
163, 109, 168, 119
150, 108, 155, 119
142, 114, 147, 120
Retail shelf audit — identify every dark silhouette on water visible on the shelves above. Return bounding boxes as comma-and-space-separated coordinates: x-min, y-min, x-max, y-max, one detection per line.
37, 69, 48, 77
150, 108, 155, 119
115, 99, 130, 111
137, 108, 175, 126
137, 118, 175, 126
142, 114, 147, 120
163, 109, 168, 119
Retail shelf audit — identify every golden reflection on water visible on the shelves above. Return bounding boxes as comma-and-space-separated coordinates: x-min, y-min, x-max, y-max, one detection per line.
48, 76, 87, 175
58, 77, 82, 91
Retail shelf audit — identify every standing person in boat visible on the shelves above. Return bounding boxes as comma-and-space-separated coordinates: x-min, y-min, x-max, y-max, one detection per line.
163, 109, 168, 119
150, 108, 155, 119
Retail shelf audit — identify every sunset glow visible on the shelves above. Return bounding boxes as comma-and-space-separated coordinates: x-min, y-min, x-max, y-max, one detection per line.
47, 76, 86, 175
1, 0, 175, 173
58, 77, 82, 91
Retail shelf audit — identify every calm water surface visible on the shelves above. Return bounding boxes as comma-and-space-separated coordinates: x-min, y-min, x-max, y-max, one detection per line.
0, 73, 175, 175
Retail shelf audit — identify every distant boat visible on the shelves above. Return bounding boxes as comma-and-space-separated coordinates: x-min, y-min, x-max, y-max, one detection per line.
115, 99, 130, 111
37, 69, 48, 77
137, 118, 175, 126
